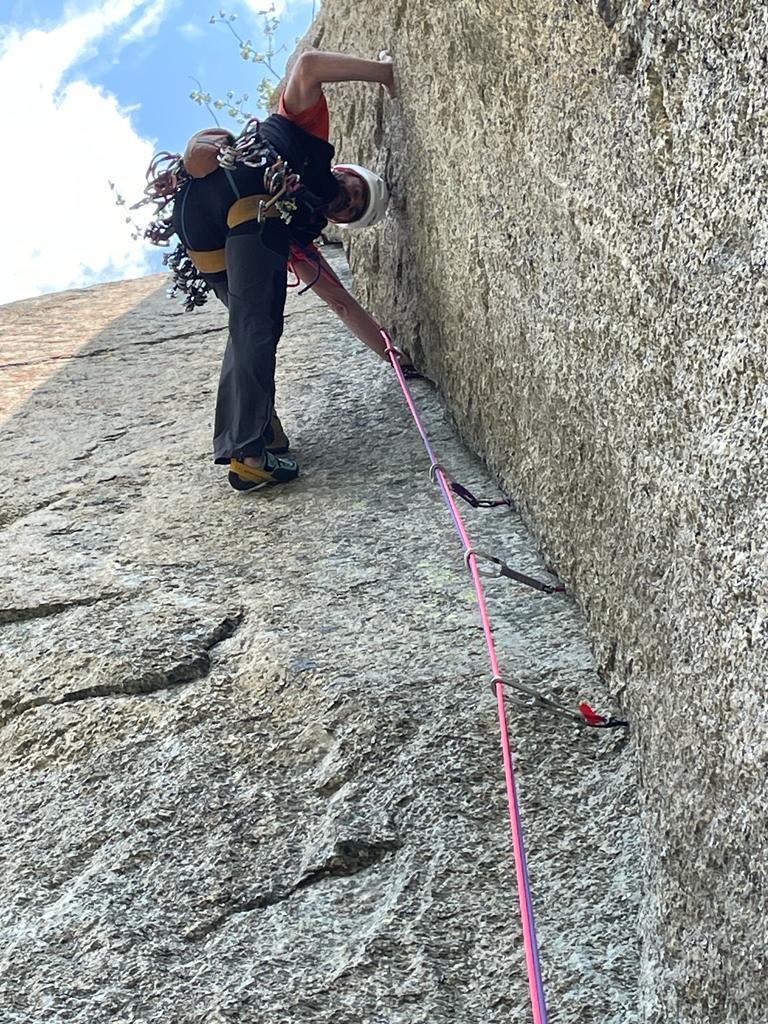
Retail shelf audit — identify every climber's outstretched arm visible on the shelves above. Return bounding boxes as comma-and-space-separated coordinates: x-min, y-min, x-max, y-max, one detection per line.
292, 250, 388, 359
283, 51, 395, 114
290, 249, 420, 370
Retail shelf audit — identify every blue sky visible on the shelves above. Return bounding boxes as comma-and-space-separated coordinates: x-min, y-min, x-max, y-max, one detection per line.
0, 0, 318, 303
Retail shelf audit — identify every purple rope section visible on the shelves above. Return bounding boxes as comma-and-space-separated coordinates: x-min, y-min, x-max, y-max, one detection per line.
380, 330, 549, 1024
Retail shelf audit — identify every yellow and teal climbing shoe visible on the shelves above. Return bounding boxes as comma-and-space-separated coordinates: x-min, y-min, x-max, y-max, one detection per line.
228, 451, 299, 492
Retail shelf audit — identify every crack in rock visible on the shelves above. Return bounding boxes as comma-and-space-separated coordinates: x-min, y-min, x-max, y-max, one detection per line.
183, 887, 293, 943
0, 495, 67, 531
295, 837, 402, 889
1, 612, 243, 728
147, 326, 226, 344
56, 612, 243, 705
0, 325, 226, 370
0, 347, 116, 369
184, 836, 402, 943
282, 306, 322, 319
72, 429, 130, 463
0, 593, 117, 627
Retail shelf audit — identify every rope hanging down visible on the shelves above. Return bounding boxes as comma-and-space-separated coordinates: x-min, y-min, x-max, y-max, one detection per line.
381, 330, 630, 1023
381, 329, 550, 1024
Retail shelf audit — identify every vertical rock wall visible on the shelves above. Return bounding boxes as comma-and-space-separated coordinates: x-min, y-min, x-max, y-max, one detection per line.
306, 2, 768, 1020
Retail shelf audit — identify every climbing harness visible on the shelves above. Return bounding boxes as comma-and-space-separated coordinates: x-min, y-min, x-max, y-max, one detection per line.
380, 328, 629, 1024
216, 120, 302, 225
133, 119, 302, 311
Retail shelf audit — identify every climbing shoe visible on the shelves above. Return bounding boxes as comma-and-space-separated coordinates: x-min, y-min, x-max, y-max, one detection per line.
228, 451, 299, 492
265, 411, 289, 453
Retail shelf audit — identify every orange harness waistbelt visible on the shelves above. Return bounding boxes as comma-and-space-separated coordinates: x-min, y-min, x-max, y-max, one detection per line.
227, 195, 282, 228
186, 195, 283, 274
186, 248, 226, 273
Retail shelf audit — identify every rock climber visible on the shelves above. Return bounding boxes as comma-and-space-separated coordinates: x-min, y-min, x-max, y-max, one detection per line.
155, 50, 413, 493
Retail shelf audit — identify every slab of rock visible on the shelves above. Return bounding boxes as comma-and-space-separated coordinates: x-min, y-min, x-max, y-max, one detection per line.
0, 253, 637, 1022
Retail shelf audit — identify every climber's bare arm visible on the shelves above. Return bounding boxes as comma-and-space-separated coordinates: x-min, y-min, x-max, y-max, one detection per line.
292, 251, 388, 359
292, 250, 416, 367
283, 51, 395, 113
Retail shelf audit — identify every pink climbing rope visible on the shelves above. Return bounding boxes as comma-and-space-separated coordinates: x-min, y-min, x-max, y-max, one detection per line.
381, 329, 549, 1024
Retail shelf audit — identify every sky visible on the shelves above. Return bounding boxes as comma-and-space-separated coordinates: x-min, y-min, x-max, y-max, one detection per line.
0, 0, 319, 304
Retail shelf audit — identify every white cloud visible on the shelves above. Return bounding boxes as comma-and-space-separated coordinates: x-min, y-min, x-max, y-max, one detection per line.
0, 1, 167, 304
179, 21, 204, 39
122, 0, 176, 45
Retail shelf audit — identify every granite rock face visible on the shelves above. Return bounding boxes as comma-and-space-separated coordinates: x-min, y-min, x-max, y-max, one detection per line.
1, 255, 637, 1022
301, 3, 768, 1022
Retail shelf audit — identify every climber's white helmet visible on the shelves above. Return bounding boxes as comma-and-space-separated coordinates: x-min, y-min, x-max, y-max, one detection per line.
331, 164, 389, 229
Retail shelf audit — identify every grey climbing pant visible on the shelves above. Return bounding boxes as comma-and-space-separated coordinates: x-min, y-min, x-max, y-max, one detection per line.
172, 163, 291, 464
204, 218, 289, 463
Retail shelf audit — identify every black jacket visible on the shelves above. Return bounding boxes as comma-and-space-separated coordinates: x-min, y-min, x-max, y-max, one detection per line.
260, 114, 340, 245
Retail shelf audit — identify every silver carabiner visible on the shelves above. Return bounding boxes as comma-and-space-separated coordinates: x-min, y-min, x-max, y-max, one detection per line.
464, 548, 503, 579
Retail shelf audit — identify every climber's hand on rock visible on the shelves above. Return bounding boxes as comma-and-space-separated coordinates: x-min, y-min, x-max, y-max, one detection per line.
378, 50, 396, 99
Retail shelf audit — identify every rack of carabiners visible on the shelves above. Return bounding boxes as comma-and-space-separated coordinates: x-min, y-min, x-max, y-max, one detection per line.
218, 118, 302, 224
380, 329, 628, 1024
